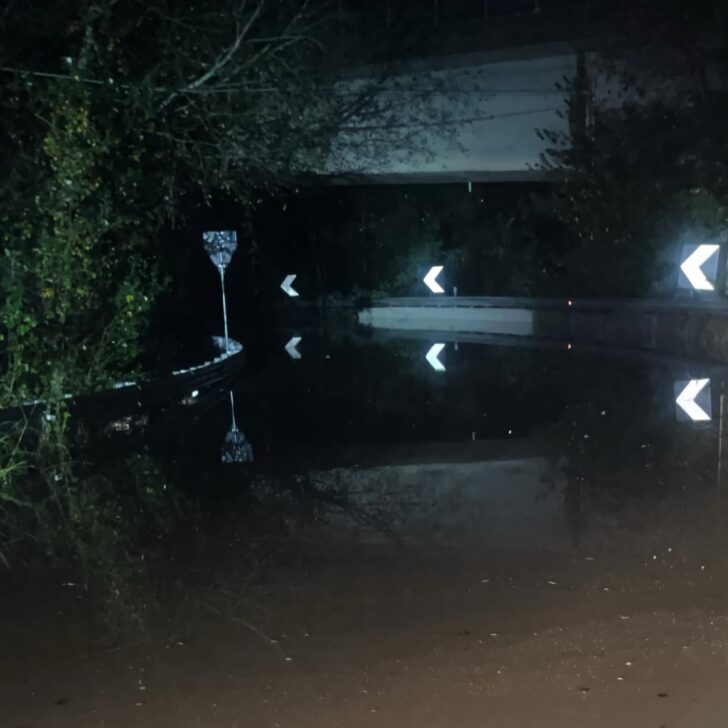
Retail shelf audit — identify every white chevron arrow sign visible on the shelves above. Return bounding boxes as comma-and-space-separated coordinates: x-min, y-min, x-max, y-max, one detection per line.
680, 244, 720, 291
675, 378, 711, 422
426, 343, 446, 372
281, 274, 299, 297
285, 335, 302, 360
423, 266, 444, 294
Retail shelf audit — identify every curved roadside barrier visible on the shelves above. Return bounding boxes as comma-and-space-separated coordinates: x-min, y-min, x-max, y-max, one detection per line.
0, 341, 246, 448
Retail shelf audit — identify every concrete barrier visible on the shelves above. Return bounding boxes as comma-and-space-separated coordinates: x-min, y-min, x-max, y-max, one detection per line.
358, 305, 534, 336
359, 297, 728, 364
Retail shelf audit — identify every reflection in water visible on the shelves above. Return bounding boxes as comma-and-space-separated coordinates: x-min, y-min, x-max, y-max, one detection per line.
221, 390, 254, 464
563, 469, 583, 550
290, 451, 569, 551
9, 335, 728, 728
715, 387, 727, 537
218, 333, 728, 564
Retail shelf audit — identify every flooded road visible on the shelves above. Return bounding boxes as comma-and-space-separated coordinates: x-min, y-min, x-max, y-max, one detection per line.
3, 333, 728, 727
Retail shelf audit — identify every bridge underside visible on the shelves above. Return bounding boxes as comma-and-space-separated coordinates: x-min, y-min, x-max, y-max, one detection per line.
325, 44, 576, 184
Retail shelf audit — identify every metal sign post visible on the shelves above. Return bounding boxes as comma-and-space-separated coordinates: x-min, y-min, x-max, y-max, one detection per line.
716, 386, 726, 536
203, 230, 238, 353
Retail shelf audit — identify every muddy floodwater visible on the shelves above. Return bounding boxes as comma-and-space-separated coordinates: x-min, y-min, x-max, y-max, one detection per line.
3, 333, 728, 727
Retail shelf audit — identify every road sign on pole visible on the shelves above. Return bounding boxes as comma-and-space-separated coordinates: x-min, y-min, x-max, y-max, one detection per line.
281, 274, 299, 297
678, 244, 720, 291
675, 378, 712, 422
426, 343, 446, 372
423, 266, 445, 294
285, 335, 302, 360
203, 230, 237, 353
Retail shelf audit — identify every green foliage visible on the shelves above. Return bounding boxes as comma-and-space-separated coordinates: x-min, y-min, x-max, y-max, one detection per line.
0, 92, 167, 603
303, 191, 449, 298
1, 82, 163, 403
440, 193, 548, 296
357, 199, 447, 297
0, 410, 182, 627
539, 32, 728, 296
0, 433, 30, 567
310, 187, 548, 298
0, 0, 376, 403
0, 0, 351, 620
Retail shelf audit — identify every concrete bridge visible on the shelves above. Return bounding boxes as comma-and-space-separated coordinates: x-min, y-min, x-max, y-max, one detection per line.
322, 0, 603, 183
325, 43, 577, 183
322, 0, 711, 184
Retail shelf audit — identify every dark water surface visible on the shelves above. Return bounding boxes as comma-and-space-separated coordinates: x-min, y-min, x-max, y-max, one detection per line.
148, 332, 715, 466
4, 332, 728, 727
143, 331, 724, 526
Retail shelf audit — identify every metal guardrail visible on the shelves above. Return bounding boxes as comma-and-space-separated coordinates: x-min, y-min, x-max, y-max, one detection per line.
0, 349, 246, 445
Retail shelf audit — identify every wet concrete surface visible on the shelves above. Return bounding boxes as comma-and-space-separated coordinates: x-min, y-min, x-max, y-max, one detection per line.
4, 534, 728, 727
